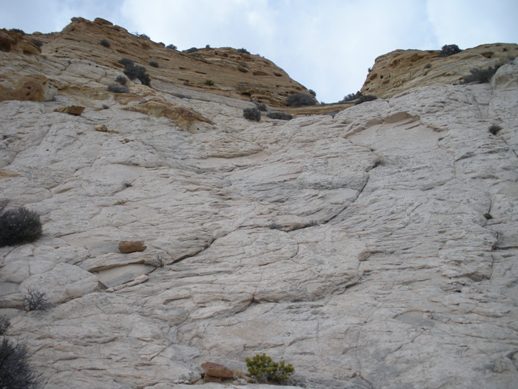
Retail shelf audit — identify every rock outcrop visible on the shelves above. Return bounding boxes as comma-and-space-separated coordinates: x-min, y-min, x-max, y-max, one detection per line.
362, 43, 518, 98
0, 17, 517, 389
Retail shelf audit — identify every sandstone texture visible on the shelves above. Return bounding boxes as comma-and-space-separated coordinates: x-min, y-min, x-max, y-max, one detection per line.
1, 17, 518, 389
362, 43, 518, 98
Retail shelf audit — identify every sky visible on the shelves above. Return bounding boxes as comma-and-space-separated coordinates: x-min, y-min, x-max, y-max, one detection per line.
2, 0, 517, 102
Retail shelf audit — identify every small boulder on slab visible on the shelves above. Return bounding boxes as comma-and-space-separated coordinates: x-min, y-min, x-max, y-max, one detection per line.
118, 240, 146, 254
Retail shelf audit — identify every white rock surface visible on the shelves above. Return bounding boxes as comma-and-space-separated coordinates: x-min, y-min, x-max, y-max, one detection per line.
0, 58, 517, 389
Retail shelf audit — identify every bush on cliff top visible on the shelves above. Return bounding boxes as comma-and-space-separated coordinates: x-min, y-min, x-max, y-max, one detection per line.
286, 92, 317, 107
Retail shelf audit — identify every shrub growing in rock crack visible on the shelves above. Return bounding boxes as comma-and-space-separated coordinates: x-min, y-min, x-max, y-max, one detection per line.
99, 39, 110, 48
246, 353, 294, 384
440, 44, 461, 56
243, 107, 261, 121
340, 91, 362, 103
237, 48, 250, 54
184, 47, 198, 53
489, 124, 502, 135
0, 316, 9, 335
115, 75, 127, 85
254, 101, 267, 111
23, 289, 51, 312
149, 60, 159, 68
286, 92, 317, 107
355, 94, 377, 104
119, 58, 151, 86
462, 65, 501, 84
0, 339, 36, 389
166, 44, 177, 50
0, 207, 42, 247
267, 111, 293, 120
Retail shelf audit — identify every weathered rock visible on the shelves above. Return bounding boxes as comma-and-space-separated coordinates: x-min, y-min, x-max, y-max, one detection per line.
54, 105, 85, 116
201, 361, 235, 380
118, 240, 146, 253
362, 43, 518, 98
0, 17, 517, 389
124, 99, 213, 131
0, 75, 56, 102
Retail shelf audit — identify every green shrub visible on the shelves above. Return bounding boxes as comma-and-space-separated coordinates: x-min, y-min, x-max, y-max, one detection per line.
243, 108, 261, 121
166, 44, 177, 50
149, 61, 159, 68
184, 47, 198, 53
246, 353, 294, 384
99, 39, 110, 48
204, 79, 214, 86
237, 48, 250, 54
462, 65, 501, 84
0, 339, 36, 388
286, 92, 317, 107
0, 207, 42, 247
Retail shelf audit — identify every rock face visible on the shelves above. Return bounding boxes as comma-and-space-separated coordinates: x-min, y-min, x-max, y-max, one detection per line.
362, 43, 518, 98
21, 17, 311, 107
1, 17, 518, 389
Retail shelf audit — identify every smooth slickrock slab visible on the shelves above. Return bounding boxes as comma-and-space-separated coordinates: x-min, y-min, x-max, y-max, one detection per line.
1, 40, 517, 389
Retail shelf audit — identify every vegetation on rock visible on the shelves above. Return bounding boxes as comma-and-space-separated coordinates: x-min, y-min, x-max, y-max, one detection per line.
246, 353, 294, 384
23, 289, 51, 312
440, 44, 462, 56
462, 65, 501, 84
0, 207, 42, 247
286, 92, 317, 107
118, 58, 151, 86
0, 339, 36, 389
267, 111, 293, 120
0, 316, 9, 335
243, 107, 261, 121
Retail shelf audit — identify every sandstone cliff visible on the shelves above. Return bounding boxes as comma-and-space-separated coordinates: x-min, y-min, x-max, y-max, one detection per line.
0, 18, 517, 389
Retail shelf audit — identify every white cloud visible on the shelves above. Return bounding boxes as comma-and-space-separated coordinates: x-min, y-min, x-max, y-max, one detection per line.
426, 0, 518, 48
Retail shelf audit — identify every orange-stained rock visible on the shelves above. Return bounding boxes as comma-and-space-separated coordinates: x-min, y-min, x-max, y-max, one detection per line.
54, 105, 85, 116
125, 99, 213, 130
0, 29, 41, 54
362, 43, 518, 98
201, 362, 235, 380
118, 241, 146, 254
22, 17, 310, 107
0, 75, 54, 102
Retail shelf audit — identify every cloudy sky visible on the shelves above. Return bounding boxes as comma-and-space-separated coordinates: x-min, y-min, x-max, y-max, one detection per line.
2, 0, 517, 102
